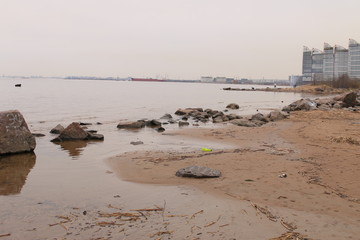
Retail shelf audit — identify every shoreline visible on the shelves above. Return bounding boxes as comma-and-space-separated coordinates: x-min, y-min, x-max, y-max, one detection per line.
107, 108, 360, 239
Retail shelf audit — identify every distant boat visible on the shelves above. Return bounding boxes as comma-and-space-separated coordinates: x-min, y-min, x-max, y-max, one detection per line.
131, 78, 164, 82
15, 84, 21, 87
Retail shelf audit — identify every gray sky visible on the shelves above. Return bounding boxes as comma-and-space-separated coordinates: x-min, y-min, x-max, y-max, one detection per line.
1, 0, 359, 79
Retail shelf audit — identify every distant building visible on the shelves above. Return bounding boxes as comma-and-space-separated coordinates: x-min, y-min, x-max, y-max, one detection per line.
302, 39, 360, 82
200, 76, 214, 83
214, 77, 227, 83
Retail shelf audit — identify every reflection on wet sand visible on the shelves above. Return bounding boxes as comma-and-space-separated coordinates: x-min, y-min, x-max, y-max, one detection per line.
52, 141, 88, 158
0, 153, 36, 195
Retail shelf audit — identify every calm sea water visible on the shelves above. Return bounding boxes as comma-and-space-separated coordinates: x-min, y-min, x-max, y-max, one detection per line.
0, 78, 307, 238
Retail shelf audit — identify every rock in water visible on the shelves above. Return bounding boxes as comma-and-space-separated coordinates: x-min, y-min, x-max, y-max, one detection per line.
0, 110, 36, 155
51, 122, 104, 142
176, 166, 221, 178
50, 124, 65, 134
226, 103, 239, 109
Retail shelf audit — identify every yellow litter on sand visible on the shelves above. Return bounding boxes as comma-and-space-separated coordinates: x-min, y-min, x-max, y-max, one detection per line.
201, 148, 212, 152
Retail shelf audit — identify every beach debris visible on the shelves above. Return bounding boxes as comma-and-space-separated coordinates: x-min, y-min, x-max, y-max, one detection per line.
251, 203, 278, 222
280, 219, 297, 231
50, 124, 65, 134
190, 210, 204, 220
226, 103, 239, 109
201, 148, 212, 152
270, 231, 308, 240
204, 215, 221, 227
149, 231, 173, 238
279, 173, 287, 178
175, 166, 221, 178
0, 110, 36, 155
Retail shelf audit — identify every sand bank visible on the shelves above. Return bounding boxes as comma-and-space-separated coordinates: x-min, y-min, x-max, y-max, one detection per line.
108, 109, 360, 239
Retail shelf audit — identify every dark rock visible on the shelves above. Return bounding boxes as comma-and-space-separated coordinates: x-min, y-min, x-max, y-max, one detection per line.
32, 133, 45, 137
178, 121, 190, 127
176, 166, 221, 178
160, 114, 173, 120
87, 130, 98, 133
168, 119, 177, 124
156, 127, 165, 132
79, 122, 92, 126
130, 141, 144, 145
50, 124, 65, 134
87, 132, 104, 140
181, 116, 188, 121
117, 121, 145, 129
226, 114, 242, 120
0, 110, 36, 155
282, 99, 317, 111
268, 110, 288, 121
175, 108, 202, 116
342, 91, 358, 108
145, 119, 162, 128
96, 122, 103, 125
251, 113, 269, 122
51, 122, 104, 142
230, 119, 258, 127
226, 103, 239, 109
15, 84, 21, 87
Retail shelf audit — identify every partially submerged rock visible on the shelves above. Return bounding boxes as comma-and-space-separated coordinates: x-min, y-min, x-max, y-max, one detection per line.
176, 166, 221, 178
0, 110, 36, 155
117, 121, 145, 129
50, 124, 65, 134
226, 103, 239, 109
51, 122, 104, 142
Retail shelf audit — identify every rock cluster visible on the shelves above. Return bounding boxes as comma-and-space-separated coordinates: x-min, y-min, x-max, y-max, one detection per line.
283, 91, 360, 112
51, 122, 104, 142
0, 110, 36, 155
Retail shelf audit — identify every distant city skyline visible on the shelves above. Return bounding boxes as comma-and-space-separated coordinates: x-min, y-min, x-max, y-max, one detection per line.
1, 0, 359, 79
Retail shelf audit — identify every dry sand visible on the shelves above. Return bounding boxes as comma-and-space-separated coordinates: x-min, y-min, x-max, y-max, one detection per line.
107, 108, 360, 240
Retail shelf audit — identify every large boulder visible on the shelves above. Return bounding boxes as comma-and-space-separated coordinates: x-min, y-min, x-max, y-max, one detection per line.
175, 166, 221, 178
251, 113, 268, 122
0, 110, 36, 155
342, 91, 358, 108
51, 122, 104, 142
282, 99, 317, 112
268, 110, 289, 121
50, 124, 65, 134
117, 121, 145, 129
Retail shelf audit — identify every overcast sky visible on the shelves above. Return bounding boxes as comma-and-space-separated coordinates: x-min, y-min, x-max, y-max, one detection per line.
1, 0, 359, 79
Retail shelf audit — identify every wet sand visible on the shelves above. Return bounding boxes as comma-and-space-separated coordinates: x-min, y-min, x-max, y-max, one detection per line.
108, 109, 360, 239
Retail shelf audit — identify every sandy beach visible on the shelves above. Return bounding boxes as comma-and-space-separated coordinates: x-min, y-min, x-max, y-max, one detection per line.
107, 108, 360, 239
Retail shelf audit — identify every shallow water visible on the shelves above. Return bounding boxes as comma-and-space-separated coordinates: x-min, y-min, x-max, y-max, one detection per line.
0, 78, 308, 238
